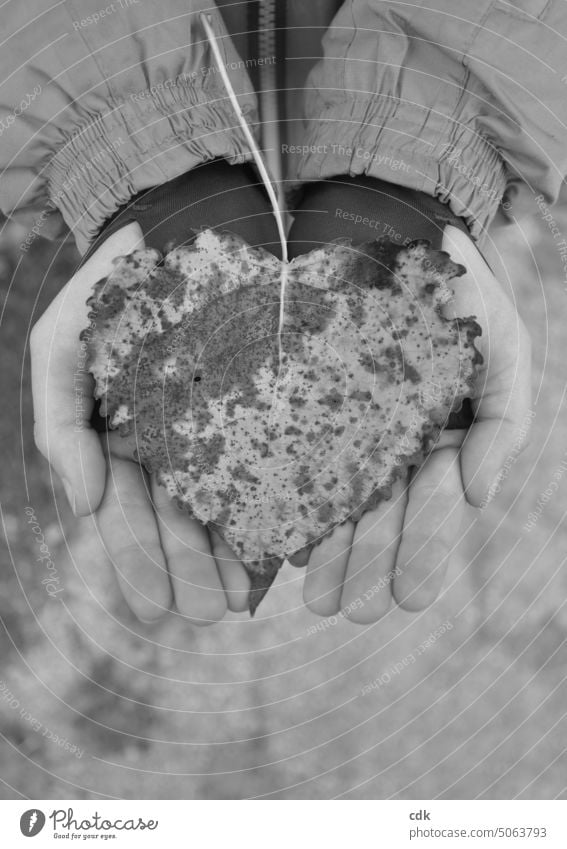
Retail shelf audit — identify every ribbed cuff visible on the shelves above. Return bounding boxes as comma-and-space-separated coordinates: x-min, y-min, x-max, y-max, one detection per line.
291, 97, 507, 244
46, 76, 258, 255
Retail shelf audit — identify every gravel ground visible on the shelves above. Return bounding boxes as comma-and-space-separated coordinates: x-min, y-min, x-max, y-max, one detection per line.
1, 209, 566, 800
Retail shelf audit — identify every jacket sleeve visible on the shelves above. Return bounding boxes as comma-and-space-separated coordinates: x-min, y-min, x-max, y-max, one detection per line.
0, 0, 258, 254
293, 0, 567, 244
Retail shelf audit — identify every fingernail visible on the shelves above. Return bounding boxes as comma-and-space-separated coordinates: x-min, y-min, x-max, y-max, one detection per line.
62, 479, 77, 516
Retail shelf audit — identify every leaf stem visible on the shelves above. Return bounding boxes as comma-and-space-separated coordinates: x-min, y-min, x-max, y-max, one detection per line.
200, 11, 289, 406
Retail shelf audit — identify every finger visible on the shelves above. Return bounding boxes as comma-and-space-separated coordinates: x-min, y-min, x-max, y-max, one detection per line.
443, 226, 533, 507
31, 332, 106, 517
393, 447, 465, 611
303, 521, 355, 616
96, 441, 172, 622
209, 528, 251, 613
340, 477, 408, 624
30, 223, 145, 516
150, 480, 227, 625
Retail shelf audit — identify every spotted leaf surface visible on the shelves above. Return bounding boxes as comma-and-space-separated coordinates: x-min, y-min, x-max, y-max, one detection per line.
84, 230, 482, 613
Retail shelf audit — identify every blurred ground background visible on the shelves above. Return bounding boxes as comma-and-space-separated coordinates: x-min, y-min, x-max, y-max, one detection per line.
1, 200, 566, 800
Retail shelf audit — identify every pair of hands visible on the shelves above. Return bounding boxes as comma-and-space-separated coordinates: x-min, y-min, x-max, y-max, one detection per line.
30, 222, 531, 625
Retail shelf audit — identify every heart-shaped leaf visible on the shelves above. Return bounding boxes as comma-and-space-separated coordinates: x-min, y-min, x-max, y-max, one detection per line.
84, 230, 482, 613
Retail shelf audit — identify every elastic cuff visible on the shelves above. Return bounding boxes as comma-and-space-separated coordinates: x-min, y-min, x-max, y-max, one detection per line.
46, 78, 257, 255
291, 98, 507, 245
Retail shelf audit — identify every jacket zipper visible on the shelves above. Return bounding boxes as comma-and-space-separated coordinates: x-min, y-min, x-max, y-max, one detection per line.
248, 1, 286, 208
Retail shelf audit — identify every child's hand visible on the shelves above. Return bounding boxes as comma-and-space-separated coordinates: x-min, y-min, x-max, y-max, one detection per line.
291, 225, 532, 623
30, 224, 250, 624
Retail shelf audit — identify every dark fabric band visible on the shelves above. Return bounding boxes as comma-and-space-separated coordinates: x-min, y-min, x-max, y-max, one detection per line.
81, 160, 282, 264
288, 175, 470, 257
83, 166, 469, 264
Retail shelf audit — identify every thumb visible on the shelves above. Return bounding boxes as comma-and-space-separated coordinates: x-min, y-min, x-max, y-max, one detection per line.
442, 225, 533, 508
30, 222, 144, 515
30, 323, 106, 516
